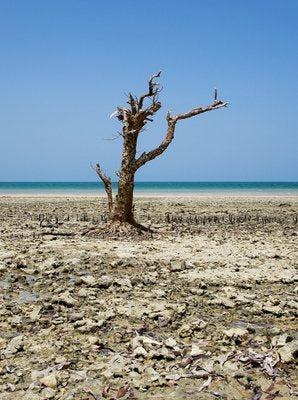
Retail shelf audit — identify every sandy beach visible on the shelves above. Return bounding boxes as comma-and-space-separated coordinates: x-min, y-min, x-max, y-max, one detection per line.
0, 195, 297, 399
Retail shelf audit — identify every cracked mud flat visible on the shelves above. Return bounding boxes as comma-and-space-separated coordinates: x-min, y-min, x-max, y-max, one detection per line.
0, 196, 297, 400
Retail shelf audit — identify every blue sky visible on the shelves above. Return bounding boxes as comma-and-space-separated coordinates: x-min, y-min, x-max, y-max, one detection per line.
0, 0, 297, 181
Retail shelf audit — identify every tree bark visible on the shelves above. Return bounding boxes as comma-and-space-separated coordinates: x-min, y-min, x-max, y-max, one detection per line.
110, 129, 137, 224
111, 174, 135, 224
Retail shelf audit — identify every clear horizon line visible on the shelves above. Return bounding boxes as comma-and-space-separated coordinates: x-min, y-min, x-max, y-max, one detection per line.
0, 180, 297, 184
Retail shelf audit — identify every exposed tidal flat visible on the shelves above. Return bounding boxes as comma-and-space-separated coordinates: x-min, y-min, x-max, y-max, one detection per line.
0, 196, 297, 399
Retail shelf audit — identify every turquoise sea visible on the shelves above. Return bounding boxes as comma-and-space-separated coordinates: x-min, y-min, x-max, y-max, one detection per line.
0, 182, 297, 196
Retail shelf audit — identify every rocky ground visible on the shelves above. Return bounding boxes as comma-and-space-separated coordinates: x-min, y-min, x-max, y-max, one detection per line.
0, 196, 297, 400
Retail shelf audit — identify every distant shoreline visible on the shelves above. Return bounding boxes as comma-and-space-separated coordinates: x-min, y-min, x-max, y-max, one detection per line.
0, 181, 297, 197
1, 191, 297, 199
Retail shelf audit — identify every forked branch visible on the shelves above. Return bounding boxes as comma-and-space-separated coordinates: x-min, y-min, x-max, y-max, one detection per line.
138, 71, 161, 110
95, 163, 113, 212
134, 98, 228, 170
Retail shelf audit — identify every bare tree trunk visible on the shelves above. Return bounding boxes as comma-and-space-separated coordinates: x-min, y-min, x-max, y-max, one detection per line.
110, 129, 138, 224
111, 174, 135, 223
93, 72, 228, 233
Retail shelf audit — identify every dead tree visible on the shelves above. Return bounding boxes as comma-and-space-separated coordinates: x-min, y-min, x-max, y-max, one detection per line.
94, 72, 228, 233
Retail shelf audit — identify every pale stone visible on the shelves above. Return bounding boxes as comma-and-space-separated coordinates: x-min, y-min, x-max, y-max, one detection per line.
81, 275, 96, 286
164, 337, 177, 348
53, 292, 77, 307
278, 340, 298, 363
40, 387, 56, 399
4, 335, 24, 354
224, 327, 248, 338
133, 346, 148, 358
190, 343, 204, 357
40, 373, 57, 389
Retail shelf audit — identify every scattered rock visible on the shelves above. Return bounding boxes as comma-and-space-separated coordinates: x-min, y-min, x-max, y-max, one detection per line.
178, 324, 192, 338
278, 340, 298, 363
0, 197, 297, 399
80, 275, 96, 286
40, 387, 56, 399
40, 374, 57, 389
211, 296, 236, 308
262, 304, 282, 315
53, 292, 77, 307
224, 327, 248, 339
164, 337, 177, 348
170, 259, 188, 272
190, 343, 204, 357
133, 346, 148, 358
4, 335, 24, 355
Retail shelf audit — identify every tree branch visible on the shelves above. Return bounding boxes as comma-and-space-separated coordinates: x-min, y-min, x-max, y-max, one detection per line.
134, 118, 176, 170
113, 73, 162, 136
134, 99, 228, 170
127, 93, 137, 114
138, 71, 161, 110
173, 100, 228, 122
95, 163, 113, 212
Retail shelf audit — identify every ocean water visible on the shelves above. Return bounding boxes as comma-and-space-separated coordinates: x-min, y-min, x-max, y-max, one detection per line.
0, 182, 297, 196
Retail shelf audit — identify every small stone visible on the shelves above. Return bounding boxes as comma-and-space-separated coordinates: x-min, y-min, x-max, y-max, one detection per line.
287, 300, 298, 310
170, 260, 183, 272
128, 371, 143, 389
224, 327, 248, 338
211, 296, 235, 308
98, 275, 113, 288
75, 319, 105, 332
15, 257, 28, 268
4, 335, 24, 354
55, 356, 67, 364
77, 288, 89, 297
141, 336, 162, 348
272, 333, 291, 347
262, 305, 282, 315
278, 340, 298, 363
114, 277, 132, 289
87, 335, 99, 345
23, 392, 43, 400
199, 281, 207, 289
31, 370, 44, 381
80, 275, 96, 286
6, 382, 16, 391
190, 343, 204, 357
131, 336, 141, 350
179, 324, 192, 338
40, 387, 56, 399
53, 292, 77, 307
220, 298, 235, 308
164, 337, 177, 348
133, 346, 148, 358
68, 311, 85, 322
191, 319, 207, 330
40, 373, 57, 389
223, 360, 239, 373
0, 262, 6, 272
267, 326, 281, 336
184, 261, 195, 269
29, 307, 41, 322
148, 347, 174, 361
